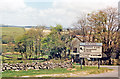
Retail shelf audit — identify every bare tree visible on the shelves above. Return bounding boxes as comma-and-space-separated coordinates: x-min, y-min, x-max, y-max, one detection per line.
73, 15, 88, 42
87, 7, 119, 64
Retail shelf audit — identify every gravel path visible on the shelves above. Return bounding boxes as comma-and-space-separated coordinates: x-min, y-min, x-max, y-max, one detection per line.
83, 66, 118, 77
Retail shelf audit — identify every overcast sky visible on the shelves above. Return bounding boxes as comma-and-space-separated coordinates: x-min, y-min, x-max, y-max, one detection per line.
0, 0, 119, 28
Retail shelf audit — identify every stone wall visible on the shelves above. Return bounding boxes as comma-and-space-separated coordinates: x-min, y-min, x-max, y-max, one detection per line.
85, 61, 98, 66
2, 62, 73, 72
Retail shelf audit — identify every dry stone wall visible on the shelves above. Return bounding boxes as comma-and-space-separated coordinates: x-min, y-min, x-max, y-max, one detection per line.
2, 62, 73, 72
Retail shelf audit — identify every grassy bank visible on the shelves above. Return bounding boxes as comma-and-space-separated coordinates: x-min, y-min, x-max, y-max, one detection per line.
2, 54, 48, 64
2, 66, 113, 77
2, 27, 25, 37
1, 27, 25, 43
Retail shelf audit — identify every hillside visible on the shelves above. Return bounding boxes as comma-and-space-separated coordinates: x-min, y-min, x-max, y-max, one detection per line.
1, 27, 25, 43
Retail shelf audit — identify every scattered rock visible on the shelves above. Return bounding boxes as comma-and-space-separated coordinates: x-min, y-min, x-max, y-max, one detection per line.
71, 68, 77, 71
67, 68, 72, 71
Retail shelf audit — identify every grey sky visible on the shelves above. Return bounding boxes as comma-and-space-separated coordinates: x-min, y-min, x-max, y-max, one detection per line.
0, 0, 119, 27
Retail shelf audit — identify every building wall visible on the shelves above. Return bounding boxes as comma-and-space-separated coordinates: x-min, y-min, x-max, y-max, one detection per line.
119, 1, 120, 24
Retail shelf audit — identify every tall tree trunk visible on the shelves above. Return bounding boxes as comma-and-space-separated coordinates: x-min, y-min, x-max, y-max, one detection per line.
35, 39, 38, 58
29, 44, 32, 59
64, 47, 67, 59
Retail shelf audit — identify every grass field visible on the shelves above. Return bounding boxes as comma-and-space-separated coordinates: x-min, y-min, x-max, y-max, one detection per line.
2, 27, 25, 36
2, 54, 48, 59
2, 54, 48, 64
1, 27, 25, 42
2, 66, 112, 77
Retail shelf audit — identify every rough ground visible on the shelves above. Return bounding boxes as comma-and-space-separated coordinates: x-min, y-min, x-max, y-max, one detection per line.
85, 66, 118, 77
22, 66, 118, 77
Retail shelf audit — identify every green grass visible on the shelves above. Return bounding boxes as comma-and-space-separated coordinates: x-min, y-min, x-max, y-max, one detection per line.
2, 66, 112, 77
2, 54, 48, 64
2, 54, 47, 59
1, 27, 25, 43
2, 27, 25, 36
3, 54, 48, 59
3, 60, 45, 64
4, 54, 22, 58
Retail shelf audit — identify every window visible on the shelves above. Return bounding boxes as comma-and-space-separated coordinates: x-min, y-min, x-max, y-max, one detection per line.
80, 47, 83, 50
73, 48, 77, 53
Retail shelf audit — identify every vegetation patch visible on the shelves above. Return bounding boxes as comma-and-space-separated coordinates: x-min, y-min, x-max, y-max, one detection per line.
2, 66, 113, 77
2, 27, 25, 44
